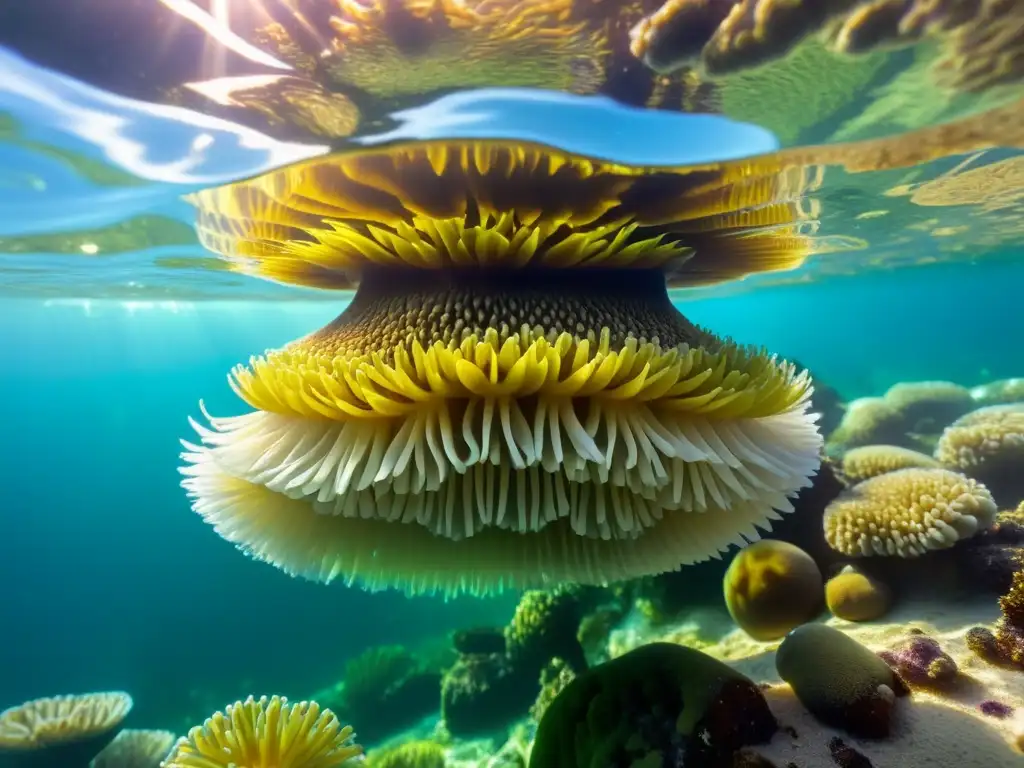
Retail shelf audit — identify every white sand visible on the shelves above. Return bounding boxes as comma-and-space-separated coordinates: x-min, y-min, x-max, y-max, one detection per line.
609, 596, 1024, 765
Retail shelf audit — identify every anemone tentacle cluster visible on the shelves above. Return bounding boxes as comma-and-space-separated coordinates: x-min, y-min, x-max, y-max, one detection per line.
180, 139, 825, 595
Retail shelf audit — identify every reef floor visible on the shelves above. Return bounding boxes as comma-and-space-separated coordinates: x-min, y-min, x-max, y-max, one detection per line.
610, 596, 1024, 766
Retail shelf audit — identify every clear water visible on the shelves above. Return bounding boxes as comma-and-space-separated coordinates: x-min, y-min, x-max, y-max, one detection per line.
3, 3, 1024, 766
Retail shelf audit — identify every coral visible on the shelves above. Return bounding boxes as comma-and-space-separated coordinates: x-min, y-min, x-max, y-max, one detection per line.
882, 381, 974, 435
722, 539, 824, 641
971, 378, 1024, 408
576, 605, 628, 663
0, 692, 133, 768
841, 445, 940, 483
935, 404, 1024, 506
160, 695, 361, 768
967, 565, 1024, 669
826, 397, 908, 455
364, 740, 446, 768
440, 653, 536, 737
877, 631, 959, 689
179, 139, 824, 596
823, 467, 997, 558
336, 645, 440, 743
978, 700, 1014, 719
953, 504, 1024, 594
505, 587, 588, 677
826, 565, 891, 622
776, 623, 909, 739
93, 730, 177, 768
530, 658, 576, 723
451, 627, 506, 656
531, 642, 777, 767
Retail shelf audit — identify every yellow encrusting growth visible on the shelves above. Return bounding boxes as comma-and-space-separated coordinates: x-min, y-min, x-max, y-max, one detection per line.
160, 695, 361, 768
186, 140, 819, 291
823, 467, 997, 558
0, 692, 133, 750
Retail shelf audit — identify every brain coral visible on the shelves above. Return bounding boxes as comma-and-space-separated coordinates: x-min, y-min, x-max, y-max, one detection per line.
0, 692, 133, 768
826, 397, 908, 454
179, 139, 824, 596
841, 444, 941, 483
882, 380, 973, 433
935, 404, 1024, 471
94, 729, 178, 768
823, 467, 997, 557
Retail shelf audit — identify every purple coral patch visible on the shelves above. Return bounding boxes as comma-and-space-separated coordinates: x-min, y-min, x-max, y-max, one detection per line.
979, 700, 1014, 719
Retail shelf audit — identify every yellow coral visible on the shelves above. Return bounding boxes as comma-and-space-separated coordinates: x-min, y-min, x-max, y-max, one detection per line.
935, 404, 1024, 471
94, 729, 178, 768
824, 467, 997, 557
841, 444, 940, 483
160, 695, 361, 768
827, 397, 907, 452
0, 692, 132, 752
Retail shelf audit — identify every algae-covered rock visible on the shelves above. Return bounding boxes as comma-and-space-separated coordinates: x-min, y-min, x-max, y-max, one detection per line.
724, 540, 824, 641
826, 565, 892, 622
531, 642, 777, 768
776, 624, 909, 738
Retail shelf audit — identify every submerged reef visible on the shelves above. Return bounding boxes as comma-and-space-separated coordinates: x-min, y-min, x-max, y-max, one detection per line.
325, 645, 440, 744
178, 139, 825, 596
878, 631, 959, 690
531, 642, 777, 767
0, 691, 133, 768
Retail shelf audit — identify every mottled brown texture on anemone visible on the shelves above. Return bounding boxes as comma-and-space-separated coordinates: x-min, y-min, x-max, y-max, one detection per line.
161, 695, 361, 768
841, 444, 940, 483
187, 140, 820, 292
824, 467, 997, 558
0, 692, 133, 766
94, 729, 177, 768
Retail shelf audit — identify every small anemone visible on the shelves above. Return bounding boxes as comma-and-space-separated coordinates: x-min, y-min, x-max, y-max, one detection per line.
823, 467, 997, 557
0, 692, 133, 768
160, 695, 362, 768
841, 444, 940, 483
93, 729, 178, 768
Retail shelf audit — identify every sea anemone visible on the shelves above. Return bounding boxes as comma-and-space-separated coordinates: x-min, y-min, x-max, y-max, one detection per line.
0, 692, 133, 768
823, 467, 997, 558
160, 695, 362, 768
840, 444, 940, 483
93, 730, 178, 768
179, 139, 824, 596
